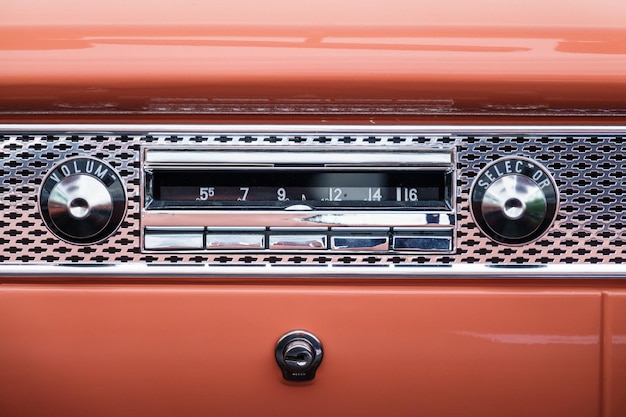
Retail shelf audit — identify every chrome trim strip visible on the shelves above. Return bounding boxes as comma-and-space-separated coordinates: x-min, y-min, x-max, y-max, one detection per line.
141, 211, 456, 228
0, 264, 623, 279
1, 124, 626, 134
144, 149, 453, 166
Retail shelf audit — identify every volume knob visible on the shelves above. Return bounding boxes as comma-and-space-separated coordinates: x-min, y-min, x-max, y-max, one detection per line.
470, 157, 558, 245
40, 158, 127, 245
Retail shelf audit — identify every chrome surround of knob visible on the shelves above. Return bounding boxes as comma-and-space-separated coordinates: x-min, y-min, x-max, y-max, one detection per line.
40, 157, 127, 245
275, 330, 323, 382
470, 157, 558, 246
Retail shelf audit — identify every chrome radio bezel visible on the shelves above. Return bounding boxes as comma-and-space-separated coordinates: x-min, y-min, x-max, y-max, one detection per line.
140, 144, 457, 255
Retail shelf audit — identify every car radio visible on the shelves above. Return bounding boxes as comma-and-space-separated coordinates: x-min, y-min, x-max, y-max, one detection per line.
140, 145, 455, 254
0, 124, 621, 272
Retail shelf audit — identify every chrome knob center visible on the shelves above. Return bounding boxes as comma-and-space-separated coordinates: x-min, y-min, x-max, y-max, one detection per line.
48, 174, 114, 237
503, 197, 525, 220
68, 197, 91, 219
481, 174, 547, 238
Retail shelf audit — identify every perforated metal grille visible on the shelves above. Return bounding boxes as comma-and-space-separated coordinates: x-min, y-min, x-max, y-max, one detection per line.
0, 129, 623, 265
456, 134, 624, 264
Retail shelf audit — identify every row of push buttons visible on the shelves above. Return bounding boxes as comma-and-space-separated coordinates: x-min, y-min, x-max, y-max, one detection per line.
144, 227, 453, 252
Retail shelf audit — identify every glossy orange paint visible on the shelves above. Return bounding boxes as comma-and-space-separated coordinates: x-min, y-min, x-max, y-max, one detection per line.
0, 283, 605, 417
1, 0, 625, 416
604, 292, 626, 417
1, 0, 626, 117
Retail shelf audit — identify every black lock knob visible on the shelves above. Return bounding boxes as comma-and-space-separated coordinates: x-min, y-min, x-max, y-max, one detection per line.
275, 330, 323, 381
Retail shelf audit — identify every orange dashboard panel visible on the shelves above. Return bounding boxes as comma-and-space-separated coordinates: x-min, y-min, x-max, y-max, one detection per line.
0, 283, 607, 417
0, 1, 625, 417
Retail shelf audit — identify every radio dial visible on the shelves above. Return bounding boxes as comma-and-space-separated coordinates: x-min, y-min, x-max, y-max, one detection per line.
40, 158, 127, 245
470, 157, 558, 245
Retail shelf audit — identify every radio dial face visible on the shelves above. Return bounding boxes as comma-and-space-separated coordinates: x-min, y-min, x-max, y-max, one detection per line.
39, 157, 127, 245
470, 157, 558, 245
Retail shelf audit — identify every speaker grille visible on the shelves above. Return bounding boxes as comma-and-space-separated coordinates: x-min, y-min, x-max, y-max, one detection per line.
457, 134, 623, 264
0, 129, 623, 265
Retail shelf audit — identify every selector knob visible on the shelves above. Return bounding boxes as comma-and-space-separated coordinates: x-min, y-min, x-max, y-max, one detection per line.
40, 157, 127, 245
470, 157, 558, 245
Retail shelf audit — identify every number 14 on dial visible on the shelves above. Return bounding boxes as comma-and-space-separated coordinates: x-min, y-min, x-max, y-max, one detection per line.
367, 188, 382, 201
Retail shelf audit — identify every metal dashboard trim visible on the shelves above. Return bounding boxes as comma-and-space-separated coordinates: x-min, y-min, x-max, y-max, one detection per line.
0, 264, 623, 279
2, 124, 626, 134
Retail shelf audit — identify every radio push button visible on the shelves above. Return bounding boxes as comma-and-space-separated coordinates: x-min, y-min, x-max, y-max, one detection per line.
470, 157, 558, 245
205, 234, 265, 250
144, 228, 205, 251
269, 235, 327, 250
392, 229, 453, 252
330, 236, 389, 251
